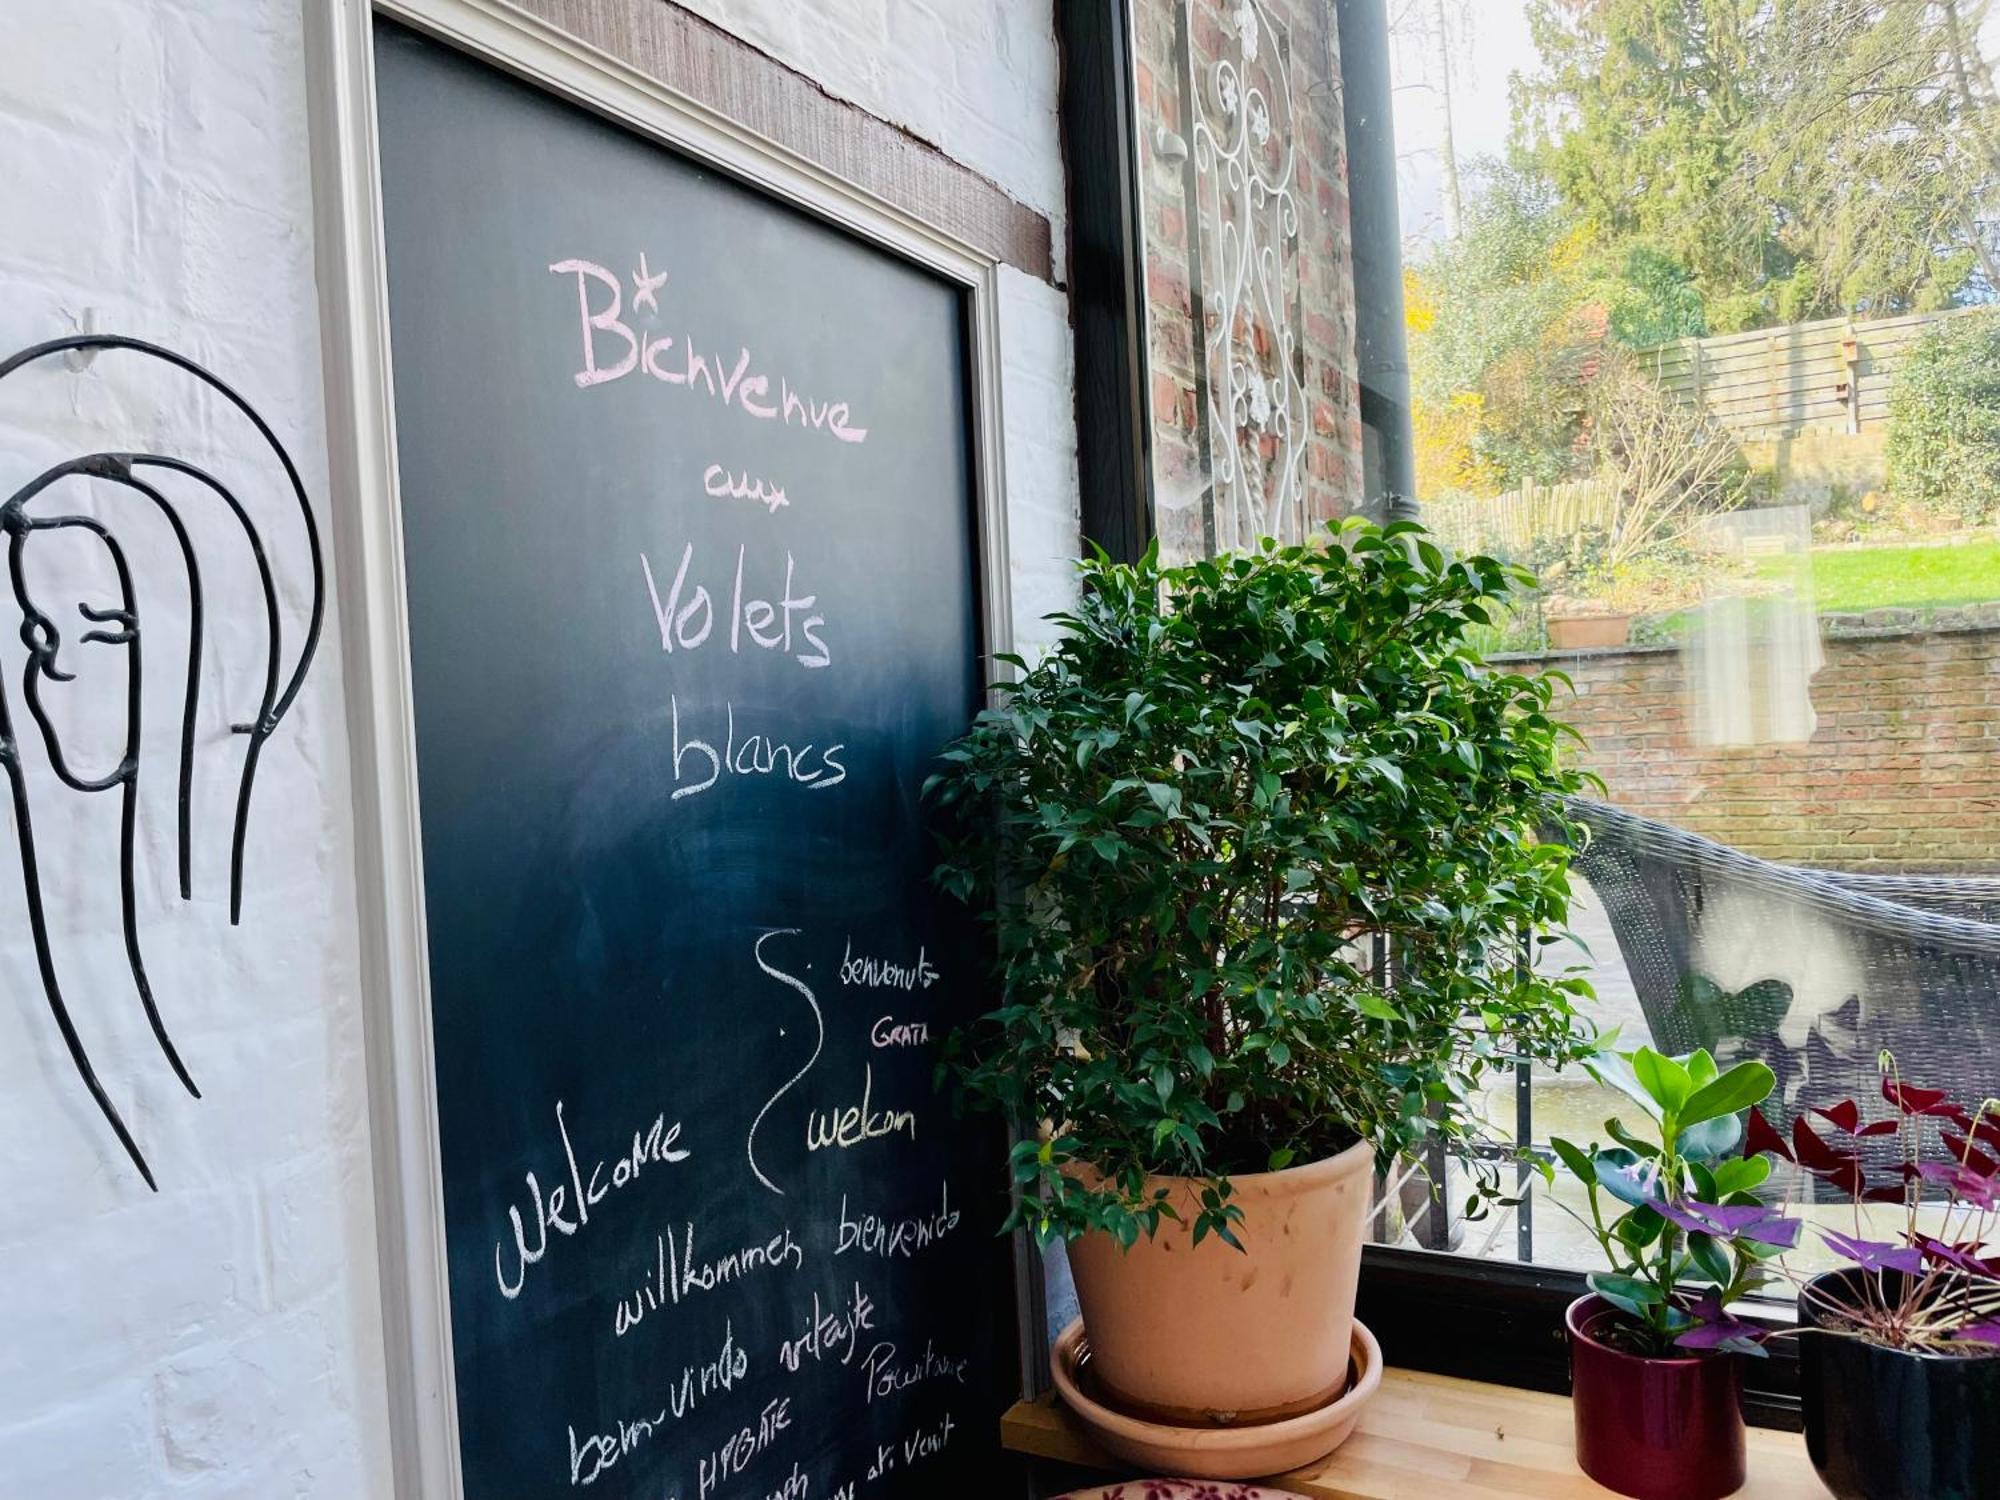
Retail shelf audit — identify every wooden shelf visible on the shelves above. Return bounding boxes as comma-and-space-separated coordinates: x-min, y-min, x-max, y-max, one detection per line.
1002, 1368, 1828, 1498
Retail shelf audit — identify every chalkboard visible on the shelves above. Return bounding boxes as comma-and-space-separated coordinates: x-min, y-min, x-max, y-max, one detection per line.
374, 25, 1011, 1500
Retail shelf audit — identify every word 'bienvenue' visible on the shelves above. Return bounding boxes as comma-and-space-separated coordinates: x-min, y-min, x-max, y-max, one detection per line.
551, 258, 868, 447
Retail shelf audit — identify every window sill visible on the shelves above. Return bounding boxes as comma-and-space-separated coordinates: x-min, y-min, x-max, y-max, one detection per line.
1000, 1367, 1824, 1498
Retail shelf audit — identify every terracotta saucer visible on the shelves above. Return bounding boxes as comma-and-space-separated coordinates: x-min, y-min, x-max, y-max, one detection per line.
1049, 1316, 1382, 1481
1053, 1483, 1312, 1499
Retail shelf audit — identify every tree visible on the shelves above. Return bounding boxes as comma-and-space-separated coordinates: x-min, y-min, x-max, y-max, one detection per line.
1516, 0, 2000, 330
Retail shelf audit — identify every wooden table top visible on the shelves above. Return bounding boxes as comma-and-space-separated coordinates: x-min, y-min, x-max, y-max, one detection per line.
1002, 1368, 1829, 1499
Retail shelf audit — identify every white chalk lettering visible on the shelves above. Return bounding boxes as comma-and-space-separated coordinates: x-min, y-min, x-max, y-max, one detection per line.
805, 1064, 917, 1152
835, 1179, 961, 1260
776, 1282, 876, 1373
639, 542, 830, 669
838, 939, 939, 991
494, 1101, 690, 1300
860, 1340, 970, 1404
702, 464, 790, 514
697, 1397, 792, 1499
666, 697, 845, 803
613, 1222, 805, 1339
747, 930, 823, 1196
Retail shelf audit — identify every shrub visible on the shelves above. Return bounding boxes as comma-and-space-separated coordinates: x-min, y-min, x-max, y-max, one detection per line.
1887, 312, 2000, 526
926, 523, 1598, 1246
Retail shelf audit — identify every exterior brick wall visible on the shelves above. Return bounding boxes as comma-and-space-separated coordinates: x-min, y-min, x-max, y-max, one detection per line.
1132, 0, 1366, 563
1523, 625, 2000, 873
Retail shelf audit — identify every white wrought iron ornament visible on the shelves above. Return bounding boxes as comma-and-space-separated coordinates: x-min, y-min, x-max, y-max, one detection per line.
1183, 0, 1310, 553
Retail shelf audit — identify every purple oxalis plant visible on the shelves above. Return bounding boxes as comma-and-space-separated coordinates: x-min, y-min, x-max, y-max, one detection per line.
1547, 1045, 1802, 1358
1752, 1056, 2000, 1354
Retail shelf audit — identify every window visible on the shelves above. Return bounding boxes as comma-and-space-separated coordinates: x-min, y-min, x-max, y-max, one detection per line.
1056, 0, 2000, 1415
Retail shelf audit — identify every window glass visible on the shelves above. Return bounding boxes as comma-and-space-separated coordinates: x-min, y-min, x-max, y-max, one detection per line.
1384, 0, 2000, 1278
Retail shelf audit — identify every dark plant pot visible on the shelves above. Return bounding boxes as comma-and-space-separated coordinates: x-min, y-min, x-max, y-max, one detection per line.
1799, 1268, 2000, 1500
1566, 1295, 1746, 1500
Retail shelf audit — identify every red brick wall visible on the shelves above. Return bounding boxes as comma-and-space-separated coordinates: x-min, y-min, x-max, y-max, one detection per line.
1525, 626, 2000, 872
1133, 0, 1366, 563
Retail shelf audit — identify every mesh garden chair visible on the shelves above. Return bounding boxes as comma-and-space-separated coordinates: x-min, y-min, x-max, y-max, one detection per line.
1557, 799, 2000, 1123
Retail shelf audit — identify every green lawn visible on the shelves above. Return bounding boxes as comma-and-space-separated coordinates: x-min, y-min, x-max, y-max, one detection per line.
1761, 538, 2000, 613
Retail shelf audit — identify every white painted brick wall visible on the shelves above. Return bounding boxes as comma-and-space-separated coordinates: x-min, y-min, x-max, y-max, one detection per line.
676, 0, 1069, 262
0, 0, 395, 1495
1, 2, 1076, 1497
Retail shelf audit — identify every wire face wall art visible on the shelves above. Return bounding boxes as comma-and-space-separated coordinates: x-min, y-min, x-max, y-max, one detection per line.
0, 335, 324, 1190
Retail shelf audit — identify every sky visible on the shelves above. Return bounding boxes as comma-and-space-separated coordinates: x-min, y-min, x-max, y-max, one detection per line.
1388, 0, 1539, 247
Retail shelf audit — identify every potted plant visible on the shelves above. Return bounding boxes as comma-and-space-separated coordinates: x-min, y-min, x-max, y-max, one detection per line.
1751, 1063, 2000, 1500
1547, 1046, 1797, 1500
1544, 591, 1637, 650
926, 523, 1596, 1449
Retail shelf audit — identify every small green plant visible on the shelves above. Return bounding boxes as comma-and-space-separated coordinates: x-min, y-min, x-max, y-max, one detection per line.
1887, 312, 2000, 526
1548, 1046, 1797, 1356
926, 522, 1598, 1248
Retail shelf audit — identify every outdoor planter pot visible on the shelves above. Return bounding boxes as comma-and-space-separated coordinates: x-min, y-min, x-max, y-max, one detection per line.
1547, 609, 1635, 650
1799, 1267, 2000, 1500
1566, 1294, 1747, 1500
1063, 1138, 1374, 1425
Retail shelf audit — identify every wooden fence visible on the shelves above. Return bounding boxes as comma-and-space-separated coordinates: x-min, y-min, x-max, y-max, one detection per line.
1423, 478, 1619, 558
1643, 305, 1995, 442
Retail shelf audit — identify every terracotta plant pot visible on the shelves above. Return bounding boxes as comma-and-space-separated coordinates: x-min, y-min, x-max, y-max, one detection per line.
1064, 1138, 1373, 1425
1799, 1268, 2000, 1500
1566, 1295, 1746, 1500
1547, 611, 1633, 650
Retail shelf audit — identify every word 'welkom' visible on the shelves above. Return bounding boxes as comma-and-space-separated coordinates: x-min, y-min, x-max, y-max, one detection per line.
551, 259, 868, 447
805, 1063, 917, 1152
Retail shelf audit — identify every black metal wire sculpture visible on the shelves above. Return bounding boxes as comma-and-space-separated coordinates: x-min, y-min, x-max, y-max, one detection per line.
0, 335, 324, 1190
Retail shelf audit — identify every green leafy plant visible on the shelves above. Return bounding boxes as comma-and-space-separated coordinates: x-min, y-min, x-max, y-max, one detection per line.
1548, 1045, 1797, 1356
1887, 312, 2000, 526
926, 522, 1597, 1248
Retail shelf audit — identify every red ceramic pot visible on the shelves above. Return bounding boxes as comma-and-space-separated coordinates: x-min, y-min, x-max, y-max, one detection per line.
1567, 1295, 1746, 1500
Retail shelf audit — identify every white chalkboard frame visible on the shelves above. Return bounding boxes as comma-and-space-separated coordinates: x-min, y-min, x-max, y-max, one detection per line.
304, 5, 1019, 1495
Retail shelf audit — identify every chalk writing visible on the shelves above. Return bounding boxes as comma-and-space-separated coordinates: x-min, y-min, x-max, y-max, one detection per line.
859, 1340, 970, 1404
550, 258, 868, 445
566, 1318, 747, 1486
703, 465, 790, 515
776, 1282, 877, 1373
697, 1396, 793, 1499
838, 939, 939, 991
747, 931, 823, 1195
864, 1414, 957, 1483
665, 697, 846, 802
614, 1222, 806, 1339
639, 543, 830, 668
835, 1180, 962, 1260
805, 1064, 917, 1152
494, 1101, 690, 1300
869, 1016, 930, 1049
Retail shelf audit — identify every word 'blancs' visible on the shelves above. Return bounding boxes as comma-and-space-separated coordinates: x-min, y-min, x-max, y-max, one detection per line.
551, 258, 867, 448
667, 696, 846, 800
